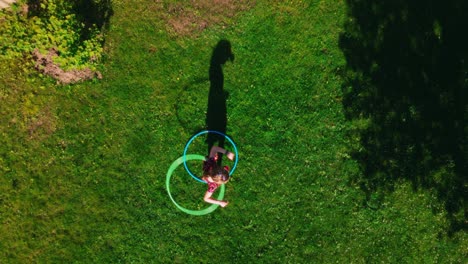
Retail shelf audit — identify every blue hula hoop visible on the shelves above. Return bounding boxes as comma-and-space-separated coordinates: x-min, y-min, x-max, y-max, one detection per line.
183, 130, 238, 183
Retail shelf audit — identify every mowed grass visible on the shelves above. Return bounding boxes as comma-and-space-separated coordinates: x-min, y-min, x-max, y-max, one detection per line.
1, 0, 466, 262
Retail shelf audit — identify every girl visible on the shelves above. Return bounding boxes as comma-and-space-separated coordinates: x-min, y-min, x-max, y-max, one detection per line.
202, 146, 235, 207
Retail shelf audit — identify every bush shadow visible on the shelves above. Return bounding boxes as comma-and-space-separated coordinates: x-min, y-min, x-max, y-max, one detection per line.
206, 40, 234, 161
339, 0, 467, 234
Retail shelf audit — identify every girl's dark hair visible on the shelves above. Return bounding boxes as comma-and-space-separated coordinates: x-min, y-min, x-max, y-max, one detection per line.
210, 165, 230, 183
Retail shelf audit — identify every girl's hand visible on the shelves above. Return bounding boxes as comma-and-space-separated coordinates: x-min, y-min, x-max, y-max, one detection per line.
226, 151, 235, 161
219, 201, 229, 207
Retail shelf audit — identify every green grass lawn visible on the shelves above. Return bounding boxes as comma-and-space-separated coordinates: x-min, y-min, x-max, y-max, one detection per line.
1, 0, 466, 262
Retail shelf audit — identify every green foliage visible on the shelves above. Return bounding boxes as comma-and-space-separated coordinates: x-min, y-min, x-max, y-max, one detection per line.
0, 0, 103, 70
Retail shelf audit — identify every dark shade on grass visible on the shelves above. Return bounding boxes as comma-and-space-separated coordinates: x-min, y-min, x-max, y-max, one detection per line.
340, 0, 467, 233
206, 39, 234, 157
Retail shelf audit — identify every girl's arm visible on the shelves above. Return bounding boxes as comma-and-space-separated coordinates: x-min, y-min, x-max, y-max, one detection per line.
204, 191, 229, 207
209, 146, 235, 160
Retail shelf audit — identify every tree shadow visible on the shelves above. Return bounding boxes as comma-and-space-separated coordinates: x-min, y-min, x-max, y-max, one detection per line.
72, 0, 113, 39
339, 0, 467, 234
206, 40, 234, 162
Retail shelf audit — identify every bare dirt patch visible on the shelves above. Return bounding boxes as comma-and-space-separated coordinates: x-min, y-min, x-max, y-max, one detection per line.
161, 0, 255, 37
32, 48, 102, 85
26, 105, 57, 140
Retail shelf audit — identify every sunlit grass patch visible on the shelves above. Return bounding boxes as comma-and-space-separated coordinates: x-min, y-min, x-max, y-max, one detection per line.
0, 0, 466, 263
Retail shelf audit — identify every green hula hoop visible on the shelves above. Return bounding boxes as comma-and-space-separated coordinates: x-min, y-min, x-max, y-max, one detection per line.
166, 154, 225, 215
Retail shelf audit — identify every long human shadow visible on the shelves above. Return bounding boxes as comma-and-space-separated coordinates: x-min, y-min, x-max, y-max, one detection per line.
206, 40, 234, 162
339, 0, 467, 234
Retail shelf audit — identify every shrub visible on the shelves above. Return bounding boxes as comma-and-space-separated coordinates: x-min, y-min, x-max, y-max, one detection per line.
0, 0, 104, 72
